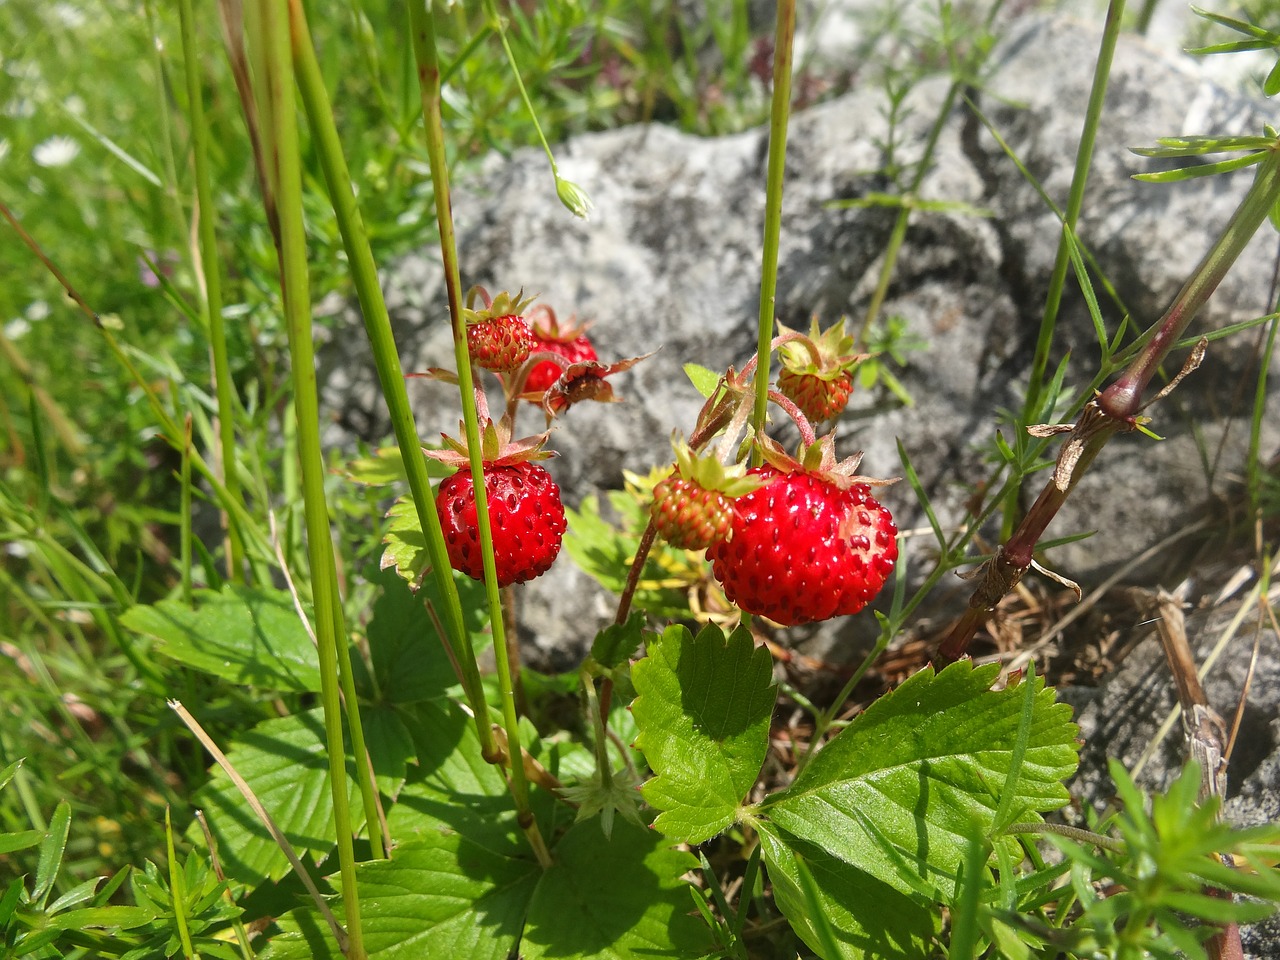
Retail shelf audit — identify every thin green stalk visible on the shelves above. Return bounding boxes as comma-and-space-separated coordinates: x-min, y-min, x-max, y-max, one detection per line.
178, 0, 245, 581
1020, 0, 1125, 422
287, 0, 496, 760
482, 0, 590, 217
180, 415, 193, 604
410, 1, 550, 868
751, 0, 796, 463
856, 83, 959, 347
256, 0, 366, 953
1248, 311, 1278, 512
164, 807, 199, 960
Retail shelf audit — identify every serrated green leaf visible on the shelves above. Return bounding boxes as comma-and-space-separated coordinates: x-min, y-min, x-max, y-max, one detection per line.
683, 363, 722, 399
387, 700, 523, 844
764, 661, 1077, 901
381, 494, 434, 584
262, 832, 540, 960
192, 706, 408, 887
590, 612, 646, 669
758, 823, 940, 960
522, 818, 710, 959
363, 565, 487, 703
632, 623, 776, 843
121, 586, 321, 692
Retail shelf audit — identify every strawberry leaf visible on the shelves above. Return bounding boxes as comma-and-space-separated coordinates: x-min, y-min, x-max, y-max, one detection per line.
763, 661, 1078, 901
121, 586, 321, 692
264, 819, 709, 960
191, 706, 413, 888
590, 612, 647, 669
362, 565, 488, 703
522, 819, 710, 959
632, 623, 776, 843
683, 362, 722, 399
262, 832, 540, 960
758, 823, 940, 959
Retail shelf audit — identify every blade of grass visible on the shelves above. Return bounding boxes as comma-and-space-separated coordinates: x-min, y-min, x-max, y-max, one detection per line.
164, 807, 199, 960
178, 0, 245, 581
286, 0, 496, 761
409, 0, 551, 869
253, 0, 367, 951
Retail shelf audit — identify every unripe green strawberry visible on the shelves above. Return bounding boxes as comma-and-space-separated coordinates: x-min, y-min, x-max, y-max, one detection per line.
437, 461, 566, 586
467, 314, 536, 372
778, 368, 853, 423
776, 317, 867, 423
648, 440, 764, 551
651, 475, 733, 550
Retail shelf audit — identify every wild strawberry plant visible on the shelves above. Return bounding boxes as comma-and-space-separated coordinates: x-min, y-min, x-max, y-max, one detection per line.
6, 1, 1280, 959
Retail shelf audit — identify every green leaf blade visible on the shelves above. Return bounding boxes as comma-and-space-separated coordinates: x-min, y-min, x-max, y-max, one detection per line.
765, 662, 1077, 900
522, 818, 710, 959
758, 823, 939, 959
121, 586, 322, 693
632, 623, 776, 844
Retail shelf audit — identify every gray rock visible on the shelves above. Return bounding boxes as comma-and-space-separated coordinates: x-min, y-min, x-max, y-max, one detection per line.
322, 11, 1280, 660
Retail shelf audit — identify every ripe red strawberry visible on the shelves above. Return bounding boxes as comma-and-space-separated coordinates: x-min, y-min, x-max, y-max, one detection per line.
649, 441, 764, 551
706, 436, 897, 625
776, 317, 867, 423
467, 315, 536, 373
522, 306, 598, 393
778, 368, 853, 423
437, 462, 565, 586
427, 419, 565, 586
464, 289, 537, 373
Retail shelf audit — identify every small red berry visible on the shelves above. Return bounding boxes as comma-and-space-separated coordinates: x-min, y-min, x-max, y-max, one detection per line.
778, 368, 853, 423
525, 331, 598, 392
467, 314, 536, 373
707, 465, 897, 626
437, 461, 566, 586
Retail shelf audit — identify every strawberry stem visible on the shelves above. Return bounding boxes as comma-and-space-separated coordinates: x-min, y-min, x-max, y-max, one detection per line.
410, 3, 549, 868
750, 0, 796, 465
939, 141, 1280, 663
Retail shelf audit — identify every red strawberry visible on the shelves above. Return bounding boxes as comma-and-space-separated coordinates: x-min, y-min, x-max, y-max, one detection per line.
776, 317, 868, 423
437, 462, 565, 586
706, 436, 897, 625
522, 306, 599, 393
467, 315, 536, 372
464, 289, 538, 373
778, 368, 853, 423
428, 419, 566, 586
650, 440, 764, 551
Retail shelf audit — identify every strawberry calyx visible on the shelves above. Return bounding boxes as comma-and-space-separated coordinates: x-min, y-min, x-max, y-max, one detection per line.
651, 439, 764, 551
540, 352, 655, 417
527, 303, 593, 344
755, 432, 897, 492
776, 317, 869, 380
425, 417, 556, 471
462, 288, 537, 328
